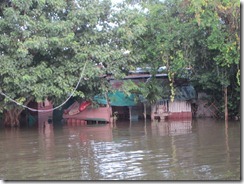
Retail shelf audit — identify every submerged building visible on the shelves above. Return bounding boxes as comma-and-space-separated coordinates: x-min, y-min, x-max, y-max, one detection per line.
62, 67, 197, 123
105, 73, 197, 121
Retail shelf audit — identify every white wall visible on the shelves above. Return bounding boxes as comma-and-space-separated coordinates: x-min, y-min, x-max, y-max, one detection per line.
168, 101, 191, 112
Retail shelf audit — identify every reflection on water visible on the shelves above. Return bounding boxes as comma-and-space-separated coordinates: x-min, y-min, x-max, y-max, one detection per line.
66, 124, 113, 143
151, 120, 192, 136
0, 118, 240, 180
38, 121, 55, 160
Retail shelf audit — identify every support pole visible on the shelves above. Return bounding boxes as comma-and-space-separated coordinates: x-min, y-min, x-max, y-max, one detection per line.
129, 106, 132, 122
224, 87, 228, 122
143, 103, 147, 123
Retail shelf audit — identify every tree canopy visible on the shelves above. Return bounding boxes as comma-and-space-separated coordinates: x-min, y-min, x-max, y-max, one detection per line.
0, 0, 240, 126
125, 0, 240, 118
0, 0, 143, 110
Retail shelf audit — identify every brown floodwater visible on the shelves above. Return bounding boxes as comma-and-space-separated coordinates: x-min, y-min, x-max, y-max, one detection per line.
0, 118, 240, 180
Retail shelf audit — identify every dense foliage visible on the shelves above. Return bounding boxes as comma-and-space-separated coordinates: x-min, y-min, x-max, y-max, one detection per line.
0, 0, 143, 125
0, 0, 240, 126
126, 0, 240, 118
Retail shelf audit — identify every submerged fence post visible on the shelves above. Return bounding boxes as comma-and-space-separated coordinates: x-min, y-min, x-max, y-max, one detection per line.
224, 87, 228, 122
129, 106, 132, 121
143, 103, 147, 123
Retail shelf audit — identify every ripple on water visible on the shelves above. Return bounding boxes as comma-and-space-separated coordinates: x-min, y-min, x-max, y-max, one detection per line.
0, 120, 240, 180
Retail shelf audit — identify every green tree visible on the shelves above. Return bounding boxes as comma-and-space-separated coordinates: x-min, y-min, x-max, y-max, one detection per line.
126, 0, 196, 102
0, 0, 143, 126
189, 0, 240, 119
126, 0, 240, 119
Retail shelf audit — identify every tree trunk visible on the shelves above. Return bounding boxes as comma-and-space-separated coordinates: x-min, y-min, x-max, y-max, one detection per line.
224, 87, 228, 122
3, 97, 34, 127
3, 107, 21, 127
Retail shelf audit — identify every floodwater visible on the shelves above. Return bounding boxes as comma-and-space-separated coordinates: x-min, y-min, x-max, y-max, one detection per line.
0, 118, 240, 180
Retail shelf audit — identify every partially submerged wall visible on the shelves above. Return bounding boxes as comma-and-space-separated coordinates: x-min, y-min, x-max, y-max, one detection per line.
194, 92, 218, 118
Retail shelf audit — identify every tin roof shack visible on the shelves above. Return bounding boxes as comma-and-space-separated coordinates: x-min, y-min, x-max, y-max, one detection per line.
106, 65, 196, 121
102, 73, 169, 121
106, 71, 196, 121
151, 85, 197, 121
62, 67, 196, 123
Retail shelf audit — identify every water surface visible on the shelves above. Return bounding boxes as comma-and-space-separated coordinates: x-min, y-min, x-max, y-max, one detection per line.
0, 118, 240, 180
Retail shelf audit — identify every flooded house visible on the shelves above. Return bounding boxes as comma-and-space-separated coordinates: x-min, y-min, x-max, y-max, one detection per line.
105, 67, 197, 121
150, 85, 197, 121
62, 67, 197, 123
63, 101, 112, 125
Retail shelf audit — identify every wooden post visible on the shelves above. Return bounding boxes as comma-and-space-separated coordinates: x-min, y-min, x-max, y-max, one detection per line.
143, 103, 147, 122
105, 92, 112, 123
144, 119, 147, 135
224, 87, 228, 122
225, 120, 230, 165
129, 106, 132, 121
